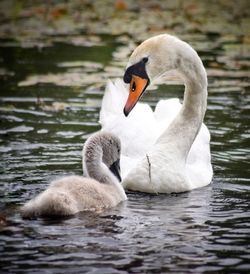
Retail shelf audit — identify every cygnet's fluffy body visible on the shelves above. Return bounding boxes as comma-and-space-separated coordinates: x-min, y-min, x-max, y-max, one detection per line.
21, 132, 127, 218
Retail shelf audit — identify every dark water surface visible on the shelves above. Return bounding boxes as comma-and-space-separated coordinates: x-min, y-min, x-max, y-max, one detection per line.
0, 34, 250, 273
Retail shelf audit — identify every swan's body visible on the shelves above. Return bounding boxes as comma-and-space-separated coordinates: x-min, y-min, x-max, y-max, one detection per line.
100, 34, 213, 193
21, 132, 127, 218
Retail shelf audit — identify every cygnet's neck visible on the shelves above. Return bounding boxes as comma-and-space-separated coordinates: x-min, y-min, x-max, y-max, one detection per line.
157, 41, 207, 161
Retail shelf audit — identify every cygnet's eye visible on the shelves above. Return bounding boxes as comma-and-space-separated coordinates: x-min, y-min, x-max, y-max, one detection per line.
131, 80, 136, 92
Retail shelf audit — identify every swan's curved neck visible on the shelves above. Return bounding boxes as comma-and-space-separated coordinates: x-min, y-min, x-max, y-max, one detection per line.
157, 48, 207, 161
83, 144, 116, 185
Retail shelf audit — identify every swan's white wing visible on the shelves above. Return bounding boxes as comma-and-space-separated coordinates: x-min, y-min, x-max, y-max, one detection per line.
154, 98, 182, 122
186, 123, 213, 188
153, 98, 182, 137
100, 79, 127, 125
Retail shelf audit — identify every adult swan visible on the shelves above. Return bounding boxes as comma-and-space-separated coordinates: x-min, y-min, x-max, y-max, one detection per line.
100, 34, 213, 193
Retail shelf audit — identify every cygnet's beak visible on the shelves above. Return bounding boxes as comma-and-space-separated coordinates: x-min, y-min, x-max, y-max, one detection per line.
123, 75, 149, 117
109, 159, 122, 182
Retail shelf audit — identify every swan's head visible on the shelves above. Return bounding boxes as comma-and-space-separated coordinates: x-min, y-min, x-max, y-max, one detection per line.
123, 34, 200, 116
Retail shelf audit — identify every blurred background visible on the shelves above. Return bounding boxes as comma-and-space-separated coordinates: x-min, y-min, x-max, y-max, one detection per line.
0, 0, 249, 86
0, 1, 250, 273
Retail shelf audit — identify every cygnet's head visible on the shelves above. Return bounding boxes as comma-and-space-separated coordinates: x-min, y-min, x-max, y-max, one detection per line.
100, 132, 121, 171
83, 132, 122, 182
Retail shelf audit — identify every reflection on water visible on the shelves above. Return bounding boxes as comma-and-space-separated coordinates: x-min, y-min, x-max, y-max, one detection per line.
0, 34, 250, 273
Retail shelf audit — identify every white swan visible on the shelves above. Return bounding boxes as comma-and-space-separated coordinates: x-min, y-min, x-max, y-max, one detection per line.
100, 34, 213, 193
21, 132, 127, 218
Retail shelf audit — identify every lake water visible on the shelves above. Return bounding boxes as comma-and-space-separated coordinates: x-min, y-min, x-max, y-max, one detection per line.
0, 34, 250, 273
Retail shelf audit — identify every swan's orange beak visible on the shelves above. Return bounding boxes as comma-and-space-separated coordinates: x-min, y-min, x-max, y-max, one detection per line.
124, 75, 149, 116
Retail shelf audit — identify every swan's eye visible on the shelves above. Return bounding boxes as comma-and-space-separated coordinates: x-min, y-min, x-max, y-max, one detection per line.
132, 81, 136, 92
142, 57, 148, 63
